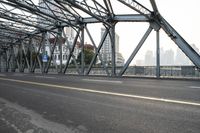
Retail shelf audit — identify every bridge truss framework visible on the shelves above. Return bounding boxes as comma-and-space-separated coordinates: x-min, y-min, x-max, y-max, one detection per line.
0, 0, 199, 78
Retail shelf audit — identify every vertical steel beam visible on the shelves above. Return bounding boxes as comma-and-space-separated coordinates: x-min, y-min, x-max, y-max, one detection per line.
42, 32, 47, 73
1, 51, 5, 72
58, 28, 63, 73
29, 38, 33, 71
7, 48, 12, 72
19, 43, 23, 72
110, 25, 116, 76
156, 30, 160, 78
119, 26, 153, 76
80, 27, 85, 75
5, 50, 9, 72
10, 45, 16, 72
13, 46, 20, 72
0, 53, 1, 72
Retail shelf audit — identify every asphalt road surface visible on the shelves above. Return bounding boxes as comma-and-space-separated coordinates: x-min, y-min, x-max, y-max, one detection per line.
0, 73, 200, 133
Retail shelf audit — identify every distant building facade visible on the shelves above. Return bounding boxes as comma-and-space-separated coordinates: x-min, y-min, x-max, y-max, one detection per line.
144, 50, 155, 66
100, 28, 125, 66
161, 49, 174, 65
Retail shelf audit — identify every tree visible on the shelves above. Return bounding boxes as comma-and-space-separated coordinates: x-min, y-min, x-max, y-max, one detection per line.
77, 49, 95, 65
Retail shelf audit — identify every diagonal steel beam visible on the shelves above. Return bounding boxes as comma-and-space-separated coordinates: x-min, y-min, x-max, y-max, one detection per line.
85, 26, 110, 75
2, 0, 78, 28
63, 29, 81, 74
160, 17, 200, 69
119, 26, 153, 76
86, 27, 110, 75
149, 0, 158, 13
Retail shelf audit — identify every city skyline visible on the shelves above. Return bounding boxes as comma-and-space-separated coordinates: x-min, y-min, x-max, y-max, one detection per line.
135, 44, 200, 66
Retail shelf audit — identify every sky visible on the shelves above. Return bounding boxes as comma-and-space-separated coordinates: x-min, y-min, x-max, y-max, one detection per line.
33, 0, 200, 64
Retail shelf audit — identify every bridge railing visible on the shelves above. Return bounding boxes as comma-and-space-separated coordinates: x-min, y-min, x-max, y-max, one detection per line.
1, 64, 199, 79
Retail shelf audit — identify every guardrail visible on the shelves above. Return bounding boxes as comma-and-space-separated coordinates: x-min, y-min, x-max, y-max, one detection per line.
1, 65, 199, 79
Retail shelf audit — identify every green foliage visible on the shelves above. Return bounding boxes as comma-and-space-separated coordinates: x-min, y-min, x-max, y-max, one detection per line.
77, 49, 95, 65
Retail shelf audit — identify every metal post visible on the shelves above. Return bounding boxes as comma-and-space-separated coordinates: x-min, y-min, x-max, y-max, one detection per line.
5, 50, 9, 72
110, 24, 116, 76
0, 54, 2, 72
0, 54, 1, 72
13, 46, 20, 72
19, 43, 23, 72
81, 27, 85, 75
29, 38, 33, 73
2, 51, 6, 72
156, 30, 160, 78
10, 45, 16, 72
58, 28, 63, 73
42, 32, 46, 73
7, 49, 12, 72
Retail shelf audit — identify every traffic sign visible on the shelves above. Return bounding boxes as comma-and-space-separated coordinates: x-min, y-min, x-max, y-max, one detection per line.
42, 54, 48, 62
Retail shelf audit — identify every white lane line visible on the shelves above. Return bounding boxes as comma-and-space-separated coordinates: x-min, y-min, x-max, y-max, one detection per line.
189, 86, 200, 89
82, 79, 123, 84
34, 76, 56, 79
0, 77, 200, 106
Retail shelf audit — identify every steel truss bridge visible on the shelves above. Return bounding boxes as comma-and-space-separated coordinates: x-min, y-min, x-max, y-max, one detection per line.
0, 0, 199, 78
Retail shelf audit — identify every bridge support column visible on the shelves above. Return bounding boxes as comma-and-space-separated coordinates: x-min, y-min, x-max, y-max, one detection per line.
19, 43, 23, 73
58, 28, 63, 73
42, 32, 47, 74
0, 54, 1, 72
10, 46, 16, 72
5, 50, 9, 72
80, 27, 85, 75
156, 30, 160, 78
110, 24, 116, 76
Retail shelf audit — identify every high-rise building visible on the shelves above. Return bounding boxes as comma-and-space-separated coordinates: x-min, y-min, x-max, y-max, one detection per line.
162, 49, 174, 65
144, 50, 155, 66
100, 28, 125, 66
